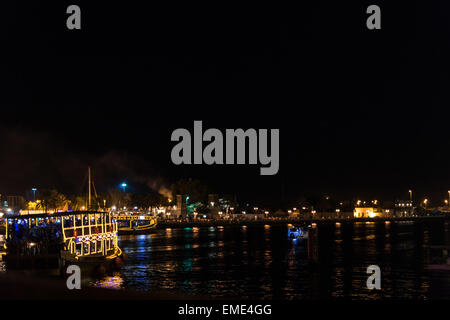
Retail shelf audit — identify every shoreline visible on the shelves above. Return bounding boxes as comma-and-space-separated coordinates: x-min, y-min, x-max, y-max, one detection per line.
2, 215, 447, 235
155, 215, 449, 228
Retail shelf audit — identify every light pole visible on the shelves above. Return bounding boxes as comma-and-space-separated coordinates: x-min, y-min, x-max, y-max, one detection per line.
121, 182, 127, 193
408, 189, 412, 202
32, 188, 37, 201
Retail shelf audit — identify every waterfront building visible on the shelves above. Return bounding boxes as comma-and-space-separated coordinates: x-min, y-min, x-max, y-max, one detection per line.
5, 195, 26, 213
175, 194, 188, 218
208, 194, 219, 207
394, 200, 414, 217
353, 206, 383, 218
288, 208, 300, 217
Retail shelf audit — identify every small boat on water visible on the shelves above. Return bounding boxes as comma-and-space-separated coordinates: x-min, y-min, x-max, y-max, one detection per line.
288, 226, 309, 240
114, 213, 157, 234
3, 211, 126, 276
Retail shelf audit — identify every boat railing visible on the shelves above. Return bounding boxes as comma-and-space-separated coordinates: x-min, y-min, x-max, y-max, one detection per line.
113, 214, 156, 221
61, 212, 118, 258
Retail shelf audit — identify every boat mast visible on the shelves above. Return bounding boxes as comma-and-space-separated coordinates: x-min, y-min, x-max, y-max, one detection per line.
88, 167, 91, 209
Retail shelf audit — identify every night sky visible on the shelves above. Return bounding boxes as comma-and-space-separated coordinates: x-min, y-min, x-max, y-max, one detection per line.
1, 1, 450, 205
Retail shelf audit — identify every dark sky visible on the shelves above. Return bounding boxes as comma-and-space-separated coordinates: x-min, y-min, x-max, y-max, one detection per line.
1, 1, 450, 206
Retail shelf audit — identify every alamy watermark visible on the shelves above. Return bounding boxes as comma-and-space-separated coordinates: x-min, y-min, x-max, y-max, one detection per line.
170, 121, 279, 175
366, 265, 381, 290
66, 265, 81, 290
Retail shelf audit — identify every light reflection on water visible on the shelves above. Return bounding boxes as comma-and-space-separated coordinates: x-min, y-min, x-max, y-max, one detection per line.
88, 222, 450, 299
0, 235, 5, 272
90, 273, 124, 290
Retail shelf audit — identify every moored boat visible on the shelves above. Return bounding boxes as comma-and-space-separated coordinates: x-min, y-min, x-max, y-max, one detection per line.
3, 211, 125, 276
114, 213, 157, 234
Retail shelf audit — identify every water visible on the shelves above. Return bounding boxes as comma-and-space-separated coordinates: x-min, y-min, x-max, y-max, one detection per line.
8, 221, 447, 299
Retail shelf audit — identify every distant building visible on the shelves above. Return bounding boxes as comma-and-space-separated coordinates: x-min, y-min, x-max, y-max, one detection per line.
208, 194, 219, 207
394, 200, 414, 217
6, 195, 26, 213
288, 209, 300, 218
353, 207, 383, 218
175, 194, 188, 218
205, 194, 237, 219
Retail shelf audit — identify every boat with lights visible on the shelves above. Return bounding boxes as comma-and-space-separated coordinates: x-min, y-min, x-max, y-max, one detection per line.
3, 168, 127, 275
113, 213, 157, 234
3, 210, 125, 276
288, 226, 309, 240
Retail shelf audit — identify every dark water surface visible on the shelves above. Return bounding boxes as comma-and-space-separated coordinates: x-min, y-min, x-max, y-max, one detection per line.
90, 221, 450, 299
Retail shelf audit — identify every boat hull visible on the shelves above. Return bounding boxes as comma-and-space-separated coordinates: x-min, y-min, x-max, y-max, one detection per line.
117, 221, 158, 235
60, 248, 125, 277
4, 248, 125, 277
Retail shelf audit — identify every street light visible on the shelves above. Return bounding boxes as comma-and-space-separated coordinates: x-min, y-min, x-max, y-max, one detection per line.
409, 190, 412, 202
32, 188, 37, 201
121, 182, 127, 192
